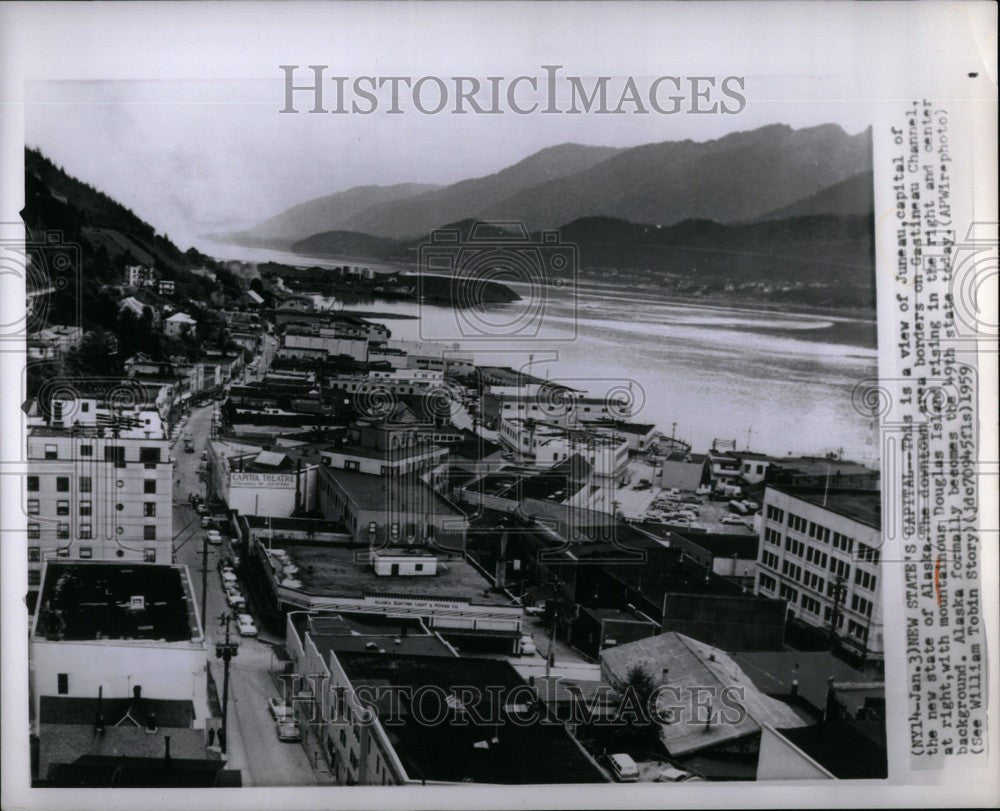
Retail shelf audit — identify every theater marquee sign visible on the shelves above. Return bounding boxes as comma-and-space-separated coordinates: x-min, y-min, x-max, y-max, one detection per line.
230, 472, 297, 488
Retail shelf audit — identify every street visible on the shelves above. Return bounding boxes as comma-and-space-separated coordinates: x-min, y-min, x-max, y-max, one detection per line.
172, 402, 320, 786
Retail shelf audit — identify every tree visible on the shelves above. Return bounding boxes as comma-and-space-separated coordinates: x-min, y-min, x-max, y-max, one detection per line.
617, 665, 661, 751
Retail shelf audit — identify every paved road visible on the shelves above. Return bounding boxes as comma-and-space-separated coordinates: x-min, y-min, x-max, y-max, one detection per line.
172, 403, 318, 786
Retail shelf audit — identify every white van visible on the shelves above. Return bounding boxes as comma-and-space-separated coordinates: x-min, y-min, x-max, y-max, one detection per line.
608, 753, 640, 782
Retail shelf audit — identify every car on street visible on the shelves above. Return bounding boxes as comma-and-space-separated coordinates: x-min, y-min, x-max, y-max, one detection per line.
656, 766, 703, 783
236, 613, 257, 636
225, 587, 245, 609
200, 516, 212, 528
607, 753, 640, 782
519, 634, 537, 656
200, 450, 208, 461
195, 503, 209, 516
268, 697, 292, 720
220, 568, 237, 585
207, 530, 223, 545
275, 717, 300, 742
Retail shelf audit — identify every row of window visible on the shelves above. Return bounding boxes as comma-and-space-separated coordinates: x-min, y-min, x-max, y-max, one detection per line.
27, 476, 159, 494
38, 444, 162, 465
761, 550, 780, 570
851, 593, 874, 618
27, 523, 158, 540
805, 547, 828, 568
765, 505, 785, 523
27, 545, 158, 574
801, 595, 822, 615
758, 572, 777, 593
784, 536, 805, 557
854, 568, 878, 592
26, 497, 158, 516
856, 541, 881, 565
782, 560, 803, 581
764, 527, 782, 545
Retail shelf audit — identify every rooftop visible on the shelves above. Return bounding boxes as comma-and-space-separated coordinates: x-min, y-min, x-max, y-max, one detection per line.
33, 562, 201, 644
770, 486, 882, 529
267, 543, 510, 606
600, 632, 808, 756
292, 612, 453, 660
336, 652, 605, 784
322, 467, 465, 517
776, 720, 887, 779
39, 696, 195, 729
730, 650, 874, 714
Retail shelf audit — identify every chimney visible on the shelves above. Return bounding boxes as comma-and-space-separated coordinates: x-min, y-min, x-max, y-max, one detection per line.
163, 735, 172, 770
790, 678, 799, 698
133, 685, 142, 700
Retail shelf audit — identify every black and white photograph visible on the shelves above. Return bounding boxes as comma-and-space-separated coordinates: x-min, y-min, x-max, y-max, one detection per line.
1, 3, 996, 809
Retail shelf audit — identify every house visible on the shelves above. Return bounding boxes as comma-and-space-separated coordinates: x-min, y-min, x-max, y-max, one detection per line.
34, 695, 239, 787
126, 264, 157, 288
163, 312, 197, 339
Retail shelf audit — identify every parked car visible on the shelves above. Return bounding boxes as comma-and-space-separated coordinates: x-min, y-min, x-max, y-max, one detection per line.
721, 514, 747, 525
220, 569, 237, 585
519, 634, 537, 656
268, 697, 292, 720
225, 588, 245, 609
236, 613, 258, 637
207, 530, 223, 545
195, 503, 209, 516
524, 606, 545, 617
200, 450, 208, 461
200, 516, 212, 528
608, 753, 640, 782
275, 717, 300, 742
656, 766, 703, 783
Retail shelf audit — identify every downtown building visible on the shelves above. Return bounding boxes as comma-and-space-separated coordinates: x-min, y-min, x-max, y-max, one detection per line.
25, 395, 174, 602
754, 485, 883, 661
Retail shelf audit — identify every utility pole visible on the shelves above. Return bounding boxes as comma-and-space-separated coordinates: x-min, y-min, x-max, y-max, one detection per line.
829, 575, 847, 651
201, 528, 208, 627
215, 612, 239, 754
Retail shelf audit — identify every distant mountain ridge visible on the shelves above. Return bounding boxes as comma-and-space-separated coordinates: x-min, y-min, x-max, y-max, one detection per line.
249, 123, 872, 245
243, 182, 440, 246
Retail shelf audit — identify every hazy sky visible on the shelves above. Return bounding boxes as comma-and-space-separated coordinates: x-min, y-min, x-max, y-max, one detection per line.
15, 2, 991, 248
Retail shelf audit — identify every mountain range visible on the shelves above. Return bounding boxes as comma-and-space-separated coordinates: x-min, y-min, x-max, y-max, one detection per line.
240, 123, 872, 246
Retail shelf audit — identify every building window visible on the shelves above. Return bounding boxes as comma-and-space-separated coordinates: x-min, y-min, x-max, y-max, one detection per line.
79, 500, 92, 516
414, 563, 423, 572
56, 523, 70, 539
27, 475, 39, 492
79, 476, 92, 493
28, 570, 41, 587
28, 546, 40, 562
79, 546, 93, 558
28, 522, 40, 539
144, 502, 156, 517
56, 477, 70, 492
44, 444, 58, 460
57, 500, 69, 516
144, 479, 157, 494
344, 460, 360, 471
104, 446, 126, 468
27, 498, 40, 515
144, 548, 156, 562
143, 525, 156, 541
80, 444, 93, 457
79, 524, 93, 540
57, 673, 68, 695
139, 447, 161, 466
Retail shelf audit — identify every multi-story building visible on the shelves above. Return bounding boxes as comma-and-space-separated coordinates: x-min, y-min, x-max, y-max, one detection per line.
30, 560, 209, 726
281, 325, 369, 363
754, 485, 883, 659
126, 264, 157, 288
26, 396, 173, 597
